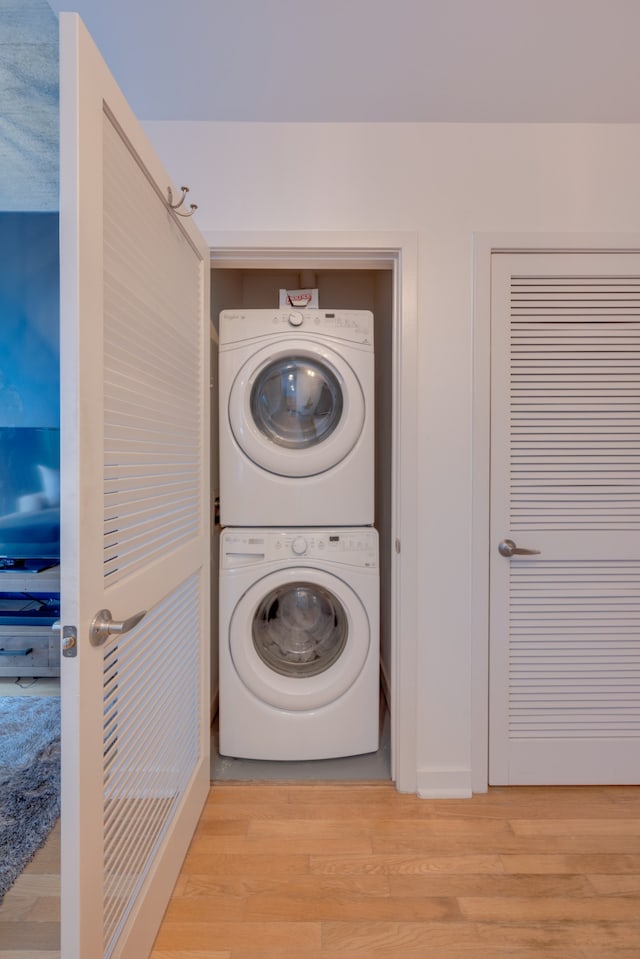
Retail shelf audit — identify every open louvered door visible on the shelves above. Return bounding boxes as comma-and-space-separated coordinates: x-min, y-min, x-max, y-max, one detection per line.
489, 251, 640, 785
59, 14, 210, 958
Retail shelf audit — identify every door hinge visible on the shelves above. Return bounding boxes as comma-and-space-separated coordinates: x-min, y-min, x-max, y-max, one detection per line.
395, 538, 401, 554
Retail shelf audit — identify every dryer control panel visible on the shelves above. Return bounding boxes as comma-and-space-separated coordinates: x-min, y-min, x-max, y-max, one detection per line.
221, 528, 378, 569
219, 309, 374, 348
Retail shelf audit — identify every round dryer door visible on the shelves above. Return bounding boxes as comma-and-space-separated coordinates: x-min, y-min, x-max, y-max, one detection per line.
229, 568, 371, 711
228, 340, 365, 477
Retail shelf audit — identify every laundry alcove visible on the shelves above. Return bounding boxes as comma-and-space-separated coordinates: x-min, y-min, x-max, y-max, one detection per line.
208, 245, 416, 786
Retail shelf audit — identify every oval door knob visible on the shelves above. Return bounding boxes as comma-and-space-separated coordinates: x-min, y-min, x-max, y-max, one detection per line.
498, 539, 541, 558
89, 608, 147, 646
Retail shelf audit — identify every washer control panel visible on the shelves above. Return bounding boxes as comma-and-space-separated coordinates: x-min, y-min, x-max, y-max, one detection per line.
221, 528, 378, 569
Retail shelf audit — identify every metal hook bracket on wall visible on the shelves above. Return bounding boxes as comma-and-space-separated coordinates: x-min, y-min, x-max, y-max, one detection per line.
167, 185, 198, 217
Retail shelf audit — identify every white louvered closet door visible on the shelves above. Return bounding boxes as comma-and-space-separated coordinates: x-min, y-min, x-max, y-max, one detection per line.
60, 15, 210, 959
489, 251, 640, 785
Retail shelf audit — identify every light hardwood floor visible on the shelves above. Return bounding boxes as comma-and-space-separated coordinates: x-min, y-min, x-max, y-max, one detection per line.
150, 782, 640, 959
0, 819, 60, 958
0, 679, 60, 958
3, 782, 640, 958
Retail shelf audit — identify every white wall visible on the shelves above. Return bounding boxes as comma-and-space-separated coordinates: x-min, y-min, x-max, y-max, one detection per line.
144, 121, 640, 792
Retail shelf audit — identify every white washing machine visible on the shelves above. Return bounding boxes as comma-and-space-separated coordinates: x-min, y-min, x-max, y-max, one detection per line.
219, 527, 379, 760
218, 308, 374, 527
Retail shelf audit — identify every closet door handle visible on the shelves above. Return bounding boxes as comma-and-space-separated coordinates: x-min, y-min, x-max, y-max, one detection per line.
89, 608, 147, 646
498, 539, 541, 558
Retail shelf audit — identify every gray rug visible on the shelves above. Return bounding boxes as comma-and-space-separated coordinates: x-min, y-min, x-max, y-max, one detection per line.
0, 696, 61, 901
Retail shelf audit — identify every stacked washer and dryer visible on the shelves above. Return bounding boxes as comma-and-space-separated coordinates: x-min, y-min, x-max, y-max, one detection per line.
218, 308, 380, 761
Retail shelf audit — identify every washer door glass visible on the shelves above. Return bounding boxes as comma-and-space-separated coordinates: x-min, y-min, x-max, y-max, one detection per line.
251, 357, 343, 450
230, 567, 371, 710
253, 582, 347, 677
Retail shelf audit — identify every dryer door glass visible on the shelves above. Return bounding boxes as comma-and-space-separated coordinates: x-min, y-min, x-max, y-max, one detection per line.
252, 582, 348, 678
250, 357, 343, 449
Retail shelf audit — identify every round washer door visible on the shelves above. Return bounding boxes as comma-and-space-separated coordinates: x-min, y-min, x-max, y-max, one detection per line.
228, 339, 365, 477
229, 568, 371, 711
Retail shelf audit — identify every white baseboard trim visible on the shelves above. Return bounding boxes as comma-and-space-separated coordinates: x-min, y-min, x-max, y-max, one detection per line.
416, 766, 473, 799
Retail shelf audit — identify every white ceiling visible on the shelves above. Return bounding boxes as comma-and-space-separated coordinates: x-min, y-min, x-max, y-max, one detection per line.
49, 0, 640, 123
4, 0, 640, 209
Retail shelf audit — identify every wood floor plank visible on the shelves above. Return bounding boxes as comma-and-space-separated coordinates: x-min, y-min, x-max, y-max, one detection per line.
320, 919, 523, 951
247, 818, 372, 838
178, 874, 391, 899
208, 783, 399, 806
587, 874, 640, 895
228, 951, 586, 959
184, 835, 373, 855
388, 873, 596, 897
243, 887, 460, 922
500, 853, 640, 874
458, 894, 640, 920
0, 952, 60, 959
309, 852, 506, 875
369, 817, 516, 837
322, 918, 640, 951
161, 895, 245, 923
180, 851, 310, 876
198, 801, 430, 821
1, 875, 59, 898
510, 818, 640, 835
579, 953, 640, 959
152, 919, 322, 952
189, 817, 250, 837
150, 953, 230, 959
21, 897, 60, 923
373, 833, 640, 855
0, 922, 61, 951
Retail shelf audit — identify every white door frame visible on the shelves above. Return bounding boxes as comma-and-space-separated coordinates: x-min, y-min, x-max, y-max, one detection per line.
205, 229, 419, 794
471, 231, 640, 793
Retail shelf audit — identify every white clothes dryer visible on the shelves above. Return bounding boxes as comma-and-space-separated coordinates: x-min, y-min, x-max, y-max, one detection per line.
218, 527, 379, 761
218, 309, 374, 527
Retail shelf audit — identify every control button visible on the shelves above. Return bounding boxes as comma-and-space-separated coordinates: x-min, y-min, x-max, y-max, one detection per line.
288, 312, 304, 327
291, 536, 307, 555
